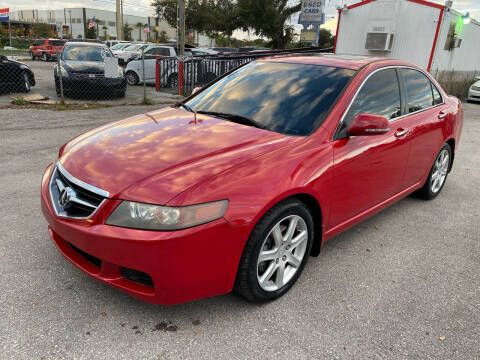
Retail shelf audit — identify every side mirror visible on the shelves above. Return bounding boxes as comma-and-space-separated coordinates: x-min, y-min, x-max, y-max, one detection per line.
192, 86, 202, 95
347, 113, 390, 136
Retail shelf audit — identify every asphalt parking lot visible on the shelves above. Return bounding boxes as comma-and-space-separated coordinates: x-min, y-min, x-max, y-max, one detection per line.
0, 59, 181, 107
0, 102, 479, 359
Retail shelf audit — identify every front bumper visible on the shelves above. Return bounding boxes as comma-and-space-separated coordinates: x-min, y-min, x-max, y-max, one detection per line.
61, 77, 127, 94
468, 88, 480, 102
41, 164, 249, 305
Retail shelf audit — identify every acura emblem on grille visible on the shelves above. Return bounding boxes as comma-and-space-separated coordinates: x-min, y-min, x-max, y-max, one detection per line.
59, 187, 76, 209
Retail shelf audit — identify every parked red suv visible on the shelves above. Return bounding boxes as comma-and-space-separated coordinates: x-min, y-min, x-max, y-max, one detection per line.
29, 39, 65, 61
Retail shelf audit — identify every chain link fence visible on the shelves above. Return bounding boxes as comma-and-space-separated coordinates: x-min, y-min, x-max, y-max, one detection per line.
1, 45, 332, 106
55, 46, 128, 102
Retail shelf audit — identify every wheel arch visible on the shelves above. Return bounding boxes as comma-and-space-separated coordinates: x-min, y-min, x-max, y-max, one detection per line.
446, 138, 455, 172
250, 191, 324, 258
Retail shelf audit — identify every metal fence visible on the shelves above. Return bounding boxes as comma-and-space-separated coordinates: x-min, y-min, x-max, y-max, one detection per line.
1, 46, 332, 106
156, 47, 333, 94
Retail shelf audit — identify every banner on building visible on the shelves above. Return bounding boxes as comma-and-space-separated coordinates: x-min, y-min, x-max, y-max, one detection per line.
0, 8, 9, 21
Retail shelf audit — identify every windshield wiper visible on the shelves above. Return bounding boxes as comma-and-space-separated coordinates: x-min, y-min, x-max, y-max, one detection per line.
180, 104, 196, 113
196, 111, 266, 130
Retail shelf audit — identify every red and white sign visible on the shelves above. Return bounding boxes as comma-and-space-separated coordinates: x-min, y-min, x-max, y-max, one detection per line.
0, 8, 9, 20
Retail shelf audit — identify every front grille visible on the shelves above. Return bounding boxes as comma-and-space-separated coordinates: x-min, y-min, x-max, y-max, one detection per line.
49, 163, 108, 219
68, 242, 101, 268
121, 267, 154, 287
72, 71, 105, 79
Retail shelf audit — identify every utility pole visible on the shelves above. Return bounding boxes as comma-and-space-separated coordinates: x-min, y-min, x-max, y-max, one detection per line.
116, 0, 123, 40
69, 11, 72, 38
177, 0, 185, 55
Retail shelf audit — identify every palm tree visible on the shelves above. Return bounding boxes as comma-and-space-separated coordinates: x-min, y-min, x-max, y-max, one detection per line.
136, 22, 144, 41
95, 18, 101, 39
102, 26, 108, 40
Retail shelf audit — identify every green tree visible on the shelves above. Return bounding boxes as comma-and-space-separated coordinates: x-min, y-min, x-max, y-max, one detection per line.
123, 23, 133, 41
317, 28, 334, 47
159, 30, 168, 43
237, 0, 301, 49
33, 23, 52, 38
136, 22, 144, 41
152, 0, 240, 37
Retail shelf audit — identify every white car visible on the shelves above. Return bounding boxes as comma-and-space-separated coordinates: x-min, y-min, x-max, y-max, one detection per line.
104, 40, 130, 48
125, 46, 177, 85
115, 43, 148, 65
467, 79, 480, 103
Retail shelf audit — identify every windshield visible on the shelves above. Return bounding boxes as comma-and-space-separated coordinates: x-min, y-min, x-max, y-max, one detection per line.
62, 45, 108, 61
185, 61, 355, 136
111, 43, 127, 50
123, 44, 143, 52
50, 40, 65, 47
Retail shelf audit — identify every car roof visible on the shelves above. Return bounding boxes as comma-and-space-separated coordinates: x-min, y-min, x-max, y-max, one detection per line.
263, 54, 386, 70
65, 42, 105, 47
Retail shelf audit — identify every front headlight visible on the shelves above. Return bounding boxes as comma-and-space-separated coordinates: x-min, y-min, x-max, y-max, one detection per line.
58, 66, 68, 78
106, 200, 228, 230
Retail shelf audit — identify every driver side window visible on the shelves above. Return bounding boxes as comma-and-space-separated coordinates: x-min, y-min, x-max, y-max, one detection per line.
339, 68, 401, 136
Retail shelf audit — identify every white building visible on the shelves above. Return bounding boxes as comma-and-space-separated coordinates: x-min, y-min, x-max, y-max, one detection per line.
334, 0, 480, 78
11, 8, 176, 42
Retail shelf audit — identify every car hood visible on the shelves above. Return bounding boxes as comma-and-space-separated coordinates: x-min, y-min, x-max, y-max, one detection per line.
59, 107, 296, 204
62, 61, 105, 72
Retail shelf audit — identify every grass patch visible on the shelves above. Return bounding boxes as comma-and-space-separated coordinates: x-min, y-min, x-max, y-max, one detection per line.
12, 96, 27, 105
142, 97, 154, 105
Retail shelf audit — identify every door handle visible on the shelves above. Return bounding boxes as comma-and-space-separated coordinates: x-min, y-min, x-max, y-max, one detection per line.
438, 111, 448, 119
395, 128, 409, 137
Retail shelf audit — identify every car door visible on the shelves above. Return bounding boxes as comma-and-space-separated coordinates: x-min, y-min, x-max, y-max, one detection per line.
397, 68, 449, 187
144, 47, 170, 82
330, 67, 411, 227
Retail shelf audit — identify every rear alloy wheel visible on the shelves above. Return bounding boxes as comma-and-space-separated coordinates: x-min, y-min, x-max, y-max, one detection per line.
42, 52, 48, 61
416, 143, 452, 200
235, 199, 314, 302
126, 71, 139, 86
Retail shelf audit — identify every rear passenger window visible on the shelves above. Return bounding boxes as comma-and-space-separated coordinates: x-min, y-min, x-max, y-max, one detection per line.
401, 69, 434, 112
341, 68, 401, 133
432, 84, 442, 105
34, 40, 45, 46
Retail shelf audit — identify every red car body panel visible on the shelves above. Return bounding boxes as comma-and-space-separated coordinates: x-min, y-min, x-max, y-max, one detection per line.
41, 56, 463, 304
29, 39, 65, 57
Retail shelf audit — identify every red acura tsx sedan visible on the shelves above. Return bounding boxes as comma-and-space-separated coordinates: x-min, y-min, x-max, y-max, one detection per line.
41, 55, 463, 305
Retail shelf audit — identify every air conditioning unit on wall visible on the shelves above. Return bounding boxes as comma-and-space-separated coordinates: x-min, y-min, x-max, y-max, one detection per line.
365, 32, 395, 51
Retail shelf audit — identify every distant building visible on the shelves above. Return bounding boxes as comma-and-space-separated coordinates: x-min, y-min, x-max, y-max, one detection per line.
4, 8, 215, 47
334, 0, 480, 79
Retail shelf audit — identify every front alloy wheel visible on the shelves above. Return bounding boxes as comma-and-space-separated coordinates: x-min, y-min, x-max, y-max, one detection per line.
235, 199, 314, 302
257, 215, 308, 292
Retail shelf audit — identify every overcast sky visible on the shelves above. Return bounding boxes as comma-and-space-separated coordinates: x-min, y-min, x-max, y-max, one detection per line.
3, 0, 479, 37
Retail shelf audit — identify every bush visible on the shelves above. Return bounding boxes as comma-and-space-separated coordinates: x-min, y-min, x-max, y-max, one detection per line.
434, 70, 479, 100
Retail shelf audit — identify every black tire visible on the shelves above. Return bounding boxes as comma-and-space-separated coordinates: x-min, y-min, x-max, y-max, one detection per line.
30, 52, 35, 61
234, 198, 314, 303
415, 143, 452, 200
19, 72, 31, 93
126, 71, 139, 86
42, 52, 48, 61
